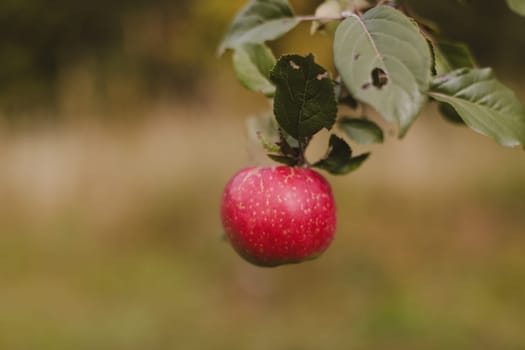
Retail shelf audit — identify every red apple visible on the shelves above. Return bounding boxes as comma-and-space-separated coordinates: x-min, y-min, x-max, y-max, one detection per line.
221, 166, 336, 267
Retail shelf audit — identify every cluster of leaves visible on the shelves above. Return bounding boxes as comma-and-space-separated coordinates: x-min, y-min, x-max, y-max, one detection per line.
218, 0, 525, 175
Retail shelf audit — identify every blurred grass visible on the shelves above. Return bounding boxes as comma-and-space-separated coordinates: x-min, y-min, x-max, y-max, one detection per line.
0, 0, 525, 349
1, 100, 525, 349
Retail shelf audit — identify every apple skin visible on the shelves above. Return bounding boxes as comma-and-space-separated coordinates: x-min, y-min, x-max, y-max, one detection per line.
221, 166, 336, 267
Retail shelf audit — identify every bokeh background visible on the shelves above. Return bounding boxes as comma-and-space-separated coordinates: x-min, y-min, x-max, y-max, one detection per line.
1, 0, 525, 349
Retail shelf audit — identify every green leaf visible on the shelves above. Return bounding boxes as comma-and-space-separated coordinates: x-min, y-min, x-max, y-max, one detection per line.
233, 44, 276, 96
434, 40, 476, 75
438, 102, 465, 125
314, 135, 370, 175
339, 117, 384, 144
334, 5, 432, 137
246, 113, 281, 152
270, 54, 337, 139
246, 115, 302, 164
218, 0, 299, 55
429, 68, 525, 147
507, 0, 525, 16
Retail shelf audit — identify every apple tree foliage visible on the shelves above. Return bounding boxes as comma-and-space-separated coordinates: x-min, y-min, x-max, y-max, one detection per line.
218, 0, 525, 175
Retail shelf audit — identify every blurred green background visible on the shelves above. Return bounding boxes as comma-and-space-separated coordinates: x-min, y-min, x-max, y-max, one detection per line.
1, 1, 525, 349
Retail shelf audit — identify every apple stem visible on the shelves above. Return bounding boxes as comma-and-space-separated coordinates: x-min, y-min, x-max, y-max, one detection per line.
297, 137, 312, 167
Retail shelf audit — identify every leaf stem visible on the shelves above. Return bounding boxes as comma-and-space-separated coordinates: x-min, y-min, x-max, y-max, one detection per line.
297, 137, 312, 167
